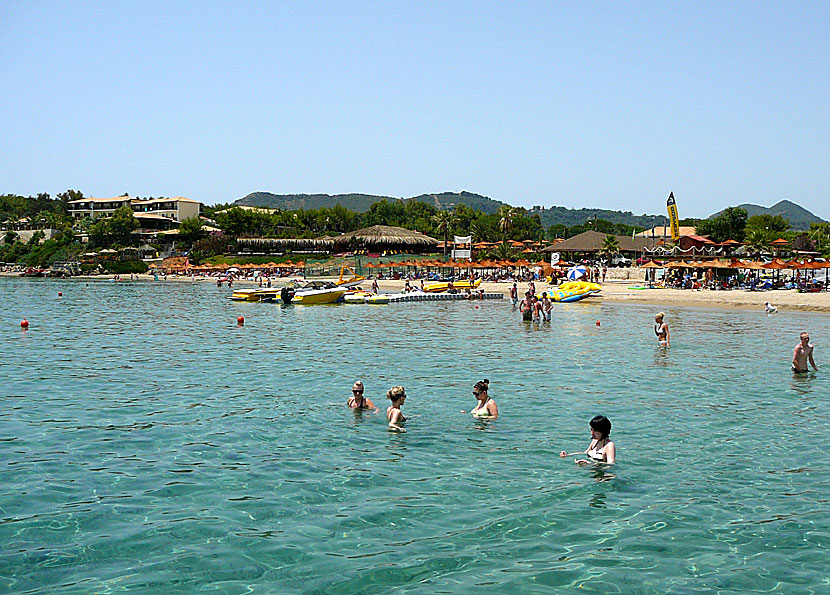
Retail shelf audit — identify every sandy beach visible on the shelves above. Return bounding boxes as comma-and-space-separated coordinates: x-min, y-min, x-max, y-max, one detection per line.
4, 272, 829, 313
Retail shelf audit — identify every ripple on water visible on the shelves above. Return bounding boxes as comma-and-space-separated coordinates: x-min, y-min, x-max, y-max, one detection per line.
1, 277, 829, 592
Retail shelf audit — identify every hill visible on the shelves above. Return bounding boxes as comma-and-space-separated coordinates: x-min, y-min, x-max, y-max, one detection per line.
708, 200, 825, 230
233, 191, 668, 229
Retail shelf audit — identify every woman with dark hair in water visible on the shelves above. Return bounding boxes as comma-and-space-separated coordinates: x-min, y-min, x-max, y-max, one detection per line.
560, 415, 616, 464
463, 379, 498, 417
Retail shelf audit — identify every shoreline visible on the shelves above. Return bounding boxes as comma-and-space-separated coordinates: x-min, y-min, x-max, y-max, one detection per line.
3, 272, 830, 314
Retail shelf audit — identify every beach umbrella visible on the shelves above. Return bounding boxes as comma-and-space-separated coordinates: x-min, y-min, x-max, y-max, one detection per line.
567, 265, 587, 280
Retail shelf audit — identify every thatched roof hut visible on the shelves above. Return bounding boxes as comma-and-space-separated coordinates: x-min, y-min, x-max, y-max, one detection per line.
237, 236, 335, 251
334, 225, 439, 250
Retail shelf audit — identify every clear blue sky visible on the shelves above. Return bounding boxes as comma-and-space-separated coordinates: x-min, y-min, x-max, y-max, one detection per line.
2, 1, 828, 218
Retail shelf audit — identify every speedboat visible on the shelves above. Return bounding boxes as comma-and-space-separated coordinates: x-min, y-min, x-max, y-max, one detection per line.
423, 278, 482, 293
285, 280, 353, 305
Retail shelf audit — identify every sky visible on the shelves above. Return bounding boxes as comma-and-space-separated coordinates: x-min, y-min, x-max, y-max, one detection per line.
1, 1, 828, 219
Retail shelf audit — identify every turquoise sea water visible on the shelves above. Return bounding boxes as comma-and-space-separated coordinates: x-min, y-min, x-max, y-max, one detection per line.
1, 277, 828, 593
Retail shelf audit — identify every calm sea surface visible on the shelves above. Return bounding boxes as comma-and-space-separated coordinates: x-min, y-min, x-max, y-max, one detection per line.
1, 277, 828, 593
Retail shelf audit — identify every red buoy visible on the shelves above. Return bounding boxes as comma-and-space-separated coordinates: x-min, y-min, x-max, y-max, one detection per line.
596, 320, 601, 326
58, 292, 63, 296
21, 319, 29, 329
237, 316, 244, 326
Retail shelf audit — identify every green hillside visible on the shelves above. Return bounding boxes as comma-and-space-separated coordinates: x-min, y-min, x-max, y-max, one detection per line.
708, 200, 825, 230
233, 191, 668, 229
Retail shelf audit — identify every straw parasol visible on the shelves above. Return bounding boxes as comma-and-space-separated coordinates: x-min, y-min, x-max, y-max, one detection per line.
334, 225, 439, 250
762, 259, 788, 270
639, 260, 664, 268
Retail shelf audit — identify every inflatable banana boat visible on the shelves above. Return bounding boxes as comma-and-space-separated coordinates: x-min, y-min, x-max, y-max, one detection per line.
538, 281, 601, 303
423, 278, 482, 293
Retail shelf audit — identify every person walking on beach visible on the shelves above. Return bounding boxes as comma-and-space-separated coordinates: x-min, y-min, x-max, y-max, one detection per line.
792, 332, 818, 373
371, 279, 379, 294
510, 282, 518, 306
461, 379, 498, 417
348, 381, 377, 410
519, 291, 533, 321
654, 312, 670, 347
386, 386, 407, 432
602, 266, 607, 283
560, 415, 616, 465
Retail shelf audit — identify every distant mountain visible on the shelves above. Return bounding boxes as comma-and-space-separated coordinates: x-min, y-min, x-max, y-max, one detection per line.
233, 191, 668, 229
708, 200, 825, 230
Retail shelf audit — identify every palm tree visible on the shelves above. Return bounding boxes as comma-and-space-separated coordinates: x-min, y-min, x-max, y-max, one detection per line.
744, 228, 771, 256
490, 241, 517, 262
497, 206, 517, 241
432, 210, 458, 260
599, 234, 620, 262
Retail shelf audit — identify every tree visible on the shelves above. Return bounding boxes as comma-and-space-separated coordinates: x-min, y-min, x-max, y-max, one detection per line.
432, 210, 458, 260
696, 207, 748, 243
108, 205, 139, 246
498, 206, 517, 241
599, 234, 620, 260
490, 241, 517, 261
743, 228, 771, 255
746, 214, 789, 235
178, 216, 205, 247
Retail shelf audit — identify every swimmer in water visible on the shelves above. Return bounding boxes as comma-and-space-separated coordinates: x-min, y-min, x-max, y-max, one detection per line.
347, 381, 377, 410
560, 415, 616, 464
461, 379, 498, 418
764, 301, 777, 314
386, 386, 407, 432
792, 331, 818, 374
654, 312, 670, 347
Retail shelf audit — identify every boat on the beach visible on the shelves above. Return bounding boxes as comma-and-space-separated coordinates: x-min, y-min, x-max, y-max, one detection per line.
423, 278, 482, 293
539, 281, 602, 303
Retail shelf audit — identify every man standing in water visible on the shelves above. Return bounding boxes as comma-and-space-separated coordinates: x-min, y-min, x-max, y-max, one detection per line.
792, 332, 818, 373
510, 282, 518, 306
519, 291, 533, 321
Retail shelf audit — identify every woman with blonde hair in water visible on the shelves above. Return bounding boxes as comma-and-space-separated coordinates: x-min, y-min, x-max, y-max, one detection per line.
386, 386, 407, 432
654, 312, 670, 347
462, 379, 498, 418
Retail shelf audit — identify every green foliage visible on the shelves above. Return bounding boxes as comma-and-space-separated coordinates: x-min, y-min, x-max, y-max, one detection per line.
743, 228, 771, 254
746, 214, 789, 235
808, 223, 830, 256
103, 260, 149, 275
109, 205, 139, 245
489, 242, 517, 261
177, 216, 205, 246
432, 210, 458, 259
599, 235, 620, 257
696, 207, 748, 243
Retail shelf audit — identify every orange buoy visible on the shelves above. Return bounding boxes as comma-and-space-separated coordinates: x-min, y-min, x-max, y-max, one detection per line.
596, 320, 601, 326
21, 319, 29, 329
237, 316, 244, 326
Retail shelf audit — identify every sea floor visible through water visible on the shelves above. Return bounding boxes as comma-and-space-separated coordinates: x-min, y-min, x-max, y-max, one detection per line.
1, 277, 828, 593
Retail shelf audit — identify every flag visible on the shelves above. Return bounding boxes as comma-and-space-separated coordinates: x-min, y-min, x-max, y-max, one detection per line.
666, 192, 680, 242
